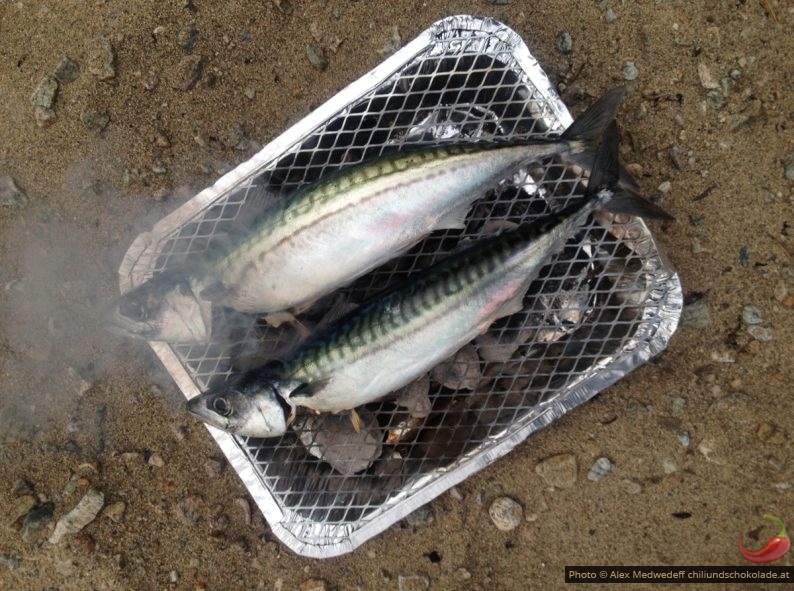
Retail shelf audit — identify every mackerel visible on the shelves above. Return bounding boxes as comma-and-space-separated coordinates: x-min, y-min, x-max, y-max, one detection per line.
187, 124, 671, 436
107, 88, 625, 343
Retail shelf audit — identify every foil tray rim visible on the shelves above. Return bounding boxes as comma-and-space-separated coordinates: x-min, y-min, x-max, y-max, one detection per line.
120, 15, 683, 559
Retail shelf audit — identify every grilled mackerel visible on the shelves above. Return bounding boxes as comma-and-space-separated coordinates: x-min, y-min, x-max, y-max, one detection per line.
187, 124, 671, 437
106, 89, 625, 343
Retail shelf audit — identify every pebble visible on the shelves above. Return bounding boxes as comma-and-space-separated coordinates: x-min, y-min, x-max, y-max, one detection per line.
175, 495, 204, 526
785, 149, 794, 181
176, 23, 198, 49
535, 453, 577, 488
21, 502, 54, 544
49, 488, 105, 544
677, 432, 691, 447
756, 422, 785, 445
748, 325, 773, 342
488, 497, 523, 531
556, 31, 572, 54
0, 554, 20, 569
697, 63, 719, 90
12, 495, 37, 522
31, 75, 58, 109
681, 299, 710, 328
174, 55, 203, 91
657, 181, 672, 194
244, 87, 256, 100
378, 26, 402, 56
151, 161, 167, 175
299, 579, 328, 591
398, 574, 430, 591
621, 479, 643, 495
169, 570, 179, 583
103, 501, 126, 523
306, 44, 328, 71
604, 7, 617, 22
661, 458, 677, 474
204, 458, 222, 477
81, 110, 110, 133
741, 304, 763, 325
233, 498, 251, 526
622, 61, 639, 81
0, 176, 28, 208
406, 504, 435, 528
458, 568, 472, 580
587, 457, 613, 481
88, 37, 116, 80
147, 453, 164, 467
53, 56, 79, 83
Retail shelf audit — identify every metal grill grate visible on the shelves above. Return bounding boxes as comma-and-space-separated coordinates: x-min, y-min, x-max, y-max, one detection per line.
118, 16, 681, 557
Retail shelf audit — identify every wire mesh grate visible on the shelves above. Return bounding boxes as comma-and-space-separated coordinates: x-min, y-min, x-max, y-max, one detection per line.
117, 16, 681, 557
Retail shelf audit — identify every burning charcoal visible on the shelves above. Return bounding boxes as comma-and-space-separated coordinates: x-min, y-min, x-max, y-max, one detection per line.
431, 344, 481, 391
294, 410, 382, 475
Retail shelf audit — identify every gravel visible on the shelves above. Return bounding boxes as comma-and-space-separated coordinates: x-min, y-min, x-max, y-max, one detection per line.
306, 44, 328, 70
586, 457, 614, 481
535, 453, 578, 488
49, 488, 105, 544
88, 37, 116, 80
488, 497, 523, 531
53, 56, 79, 83
556, 31, 572, 54
0, 176, 28, 208
622, 61, 639, 81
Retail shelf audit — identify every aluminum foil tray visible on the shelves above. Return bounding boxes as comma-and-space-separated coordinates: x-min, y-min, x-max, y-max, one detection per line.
118, 16, 682, 558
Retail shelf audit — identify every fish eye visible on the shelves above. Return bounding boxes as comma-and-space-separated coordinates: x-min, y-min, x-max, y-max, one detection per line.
119, 296, 148, 321
212, 396, 232, 417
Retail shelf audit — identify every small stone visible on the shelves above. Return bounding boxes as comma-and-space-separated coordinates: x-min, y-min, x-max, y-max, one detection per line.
81, 110, 110, 134
306, 44, 328, 71
587, 457, 613, 481
103, 501, 126, 523
12, 495, 37, 522
397, 574, 430, 591
698, 438, 716, 461
458, 568, 472, 580
233, 498, 251, 526
53, 56, 79, 83
756, 422, 786, 445
49, 488, 105, 544
0, 554, 19, 569
0, 176, 28, 207
72, 532, 96, 554
204, 459, 222, 477
657, 181, 672, 194
556, 31, 572, 54
142, 69, 159, 91
176, 23, 198, 49
35, 105, 57, 128
406, 504, 435, 528
449, 487, 463, 501
677, 432, 691, 447
174, 55, 203, 91
622, 61, 639, 81
535, 453, 578, 488
88, 37, 116, 80
774, 483, 792, 493
31, 75, 58, 108
21, 502, 54, 544
697, 63, 719, 90
748, 326, 773, 342
773, 283, 788, 303
489, 497, 523, 531
681, 298, 710, 328
146, 453, 164, 467
175, 495, 204, 526
785, 149, 794, 181
299, 579, 328, 591
378, 26, 402, 56
621, 479, 643, 494
604, 7, 617, 22
13, 478, 34, 496
151, 161, 167, 175
154, 131, 170, 147
661, 458, 677, 474
244, 87, 255, 100
169, 570, 179, 583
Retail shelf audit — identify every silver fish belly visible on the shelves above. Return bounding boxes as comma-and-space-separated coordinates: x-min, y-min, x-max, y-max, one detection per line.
284, 198, 602, 413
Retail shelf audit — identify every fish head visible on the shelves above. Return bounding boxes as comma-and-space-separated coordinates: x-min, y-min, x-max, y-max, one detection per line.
186, 382, 291, 438
104, 273, 212, 343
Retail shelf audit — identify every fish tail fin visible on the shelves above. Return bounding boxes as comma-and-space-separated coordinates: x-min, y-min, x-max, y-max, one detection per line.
589, 121, 675, 221
560, 87, 625, 151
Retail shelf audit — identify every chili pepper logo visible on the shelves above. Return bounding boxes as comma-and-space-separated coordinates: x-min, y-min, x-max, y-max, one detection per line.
738, 515, 790, 564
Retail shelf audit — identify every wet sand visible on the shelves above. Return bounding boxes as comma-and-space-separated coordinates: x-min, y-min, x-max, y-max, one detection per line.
1, 1, 792, 589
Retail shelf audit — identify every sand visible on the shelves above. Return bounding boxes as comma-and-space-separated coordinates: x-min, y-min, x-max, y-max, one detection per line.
1, 1, 792, 589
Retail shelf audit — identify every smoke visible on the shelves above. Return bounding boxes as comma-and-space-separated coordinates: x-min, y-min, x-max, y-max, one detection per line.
0, 160, 188, 441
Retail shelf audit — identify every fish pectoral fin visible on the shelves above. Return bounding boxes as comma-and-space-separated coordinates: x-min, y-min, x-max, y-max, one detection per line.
436, 200, 474, 230
199, 280, 231, 302
289, 379, 329, 402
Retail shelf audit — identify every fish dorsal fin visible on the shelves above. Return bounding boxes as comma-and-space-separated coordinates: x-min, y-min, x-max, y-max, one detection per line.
199, 279, 231, 302
587, 121, 620, 195
227, 183, 283, 234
